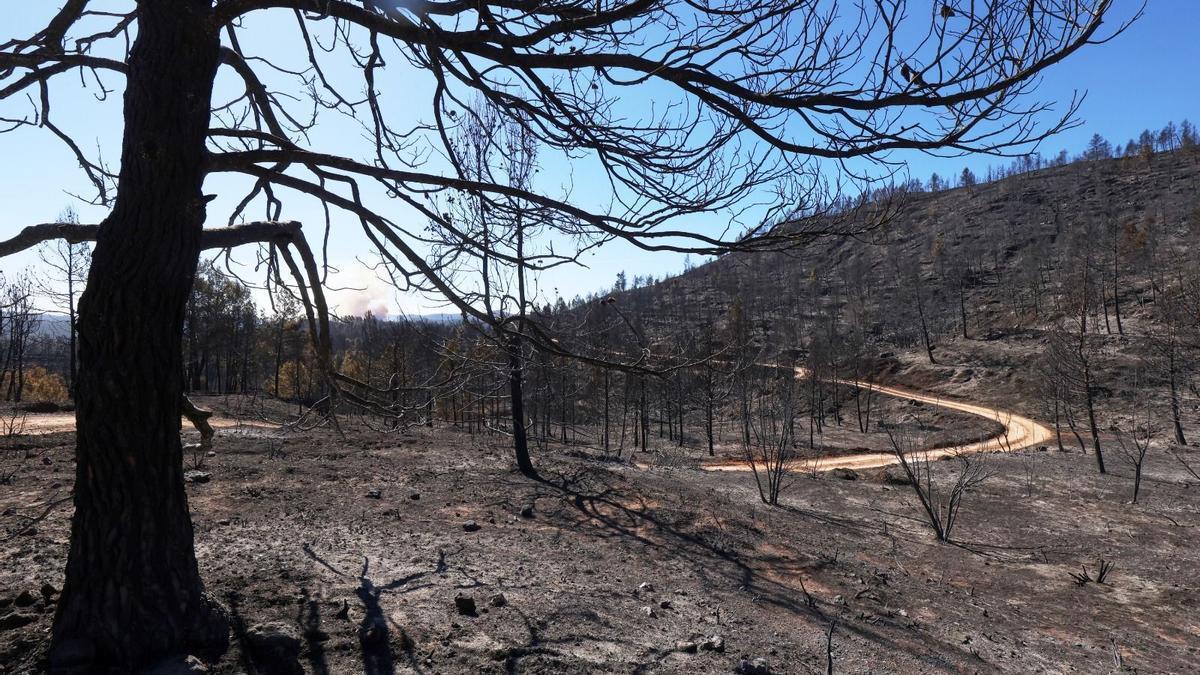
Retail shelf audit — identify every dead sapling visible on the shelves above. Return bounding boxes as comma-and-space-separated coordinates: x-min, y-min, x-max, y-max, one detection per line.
818, 545, 842, 570
1020, 450, 1040, 498
884, 419, 992, 543
825, 619, 838, 674
267, 437, 287, 461
185, 442, 207, 471
743, 370, 799, 506
0, 408, 29, 485
1069, 558, 1116, 586
1173, 448, 1200, 483
1114, 391, 1156, 504
797, 576, 818, 609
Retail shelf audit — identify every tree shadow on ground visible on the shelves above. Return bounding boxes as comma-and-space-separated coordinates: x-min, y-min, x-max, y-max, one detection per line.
488, 463, 986, 672
301, 543, 456, 675
226, 592, 305, 675
295, 588, 330, 675
490, 604, 681, 674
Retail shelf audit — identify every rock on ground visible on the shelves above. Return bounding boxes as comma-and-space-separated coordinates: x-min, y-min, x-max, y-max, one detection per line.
243, 622, 302, 675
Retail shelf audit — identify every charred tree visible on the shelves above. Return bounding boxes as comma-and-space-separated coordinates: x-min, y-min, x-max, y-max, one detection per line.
50, 3, 229, 670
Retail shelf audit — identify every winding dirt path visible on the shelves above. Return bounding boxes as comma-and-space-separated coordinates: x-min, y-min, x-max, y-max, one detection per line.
14, 365, 1050, 474
704, 366, 1054, 473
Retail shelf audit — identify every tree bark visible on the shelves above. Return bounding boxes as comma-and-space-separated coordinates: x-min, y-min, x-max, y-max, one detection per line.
67, 269, 77, 396
603, 370, 610, 455
1112, 253, 1124, 335
1168, 345, 1188, 446
915, 288, 936, 364
704, 369, 715, 456
51, 2, 228, 670
508, 336, 535, 477
958, 281, 969, 339
640, 377, 649, 450
1101, 287, 1112, 334
1053, 395, 1066, 452
1082, 362, 1106, 474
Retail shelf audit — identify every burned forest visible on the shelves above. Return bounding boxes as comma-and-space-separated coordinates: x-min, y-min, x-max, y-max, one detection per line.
2, 1, 1199, 674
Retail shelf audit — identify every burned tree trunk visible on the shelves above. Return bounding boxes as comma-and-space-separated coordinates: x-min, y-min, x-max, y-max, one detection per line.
958, 279, 969, 339
1082, 357, 1106, 474
704, 367, 716, 456
508, 336, 535, 477
915, 287, 936, 365
603, 369, 611, 455
51, 3, 228, 670
1167, 343, 1188, 446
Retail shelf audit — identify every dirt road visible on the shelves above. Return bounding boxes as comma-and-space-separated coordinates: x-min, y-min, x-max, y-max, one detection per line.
13, 364, 1052, 474
705, 366, 1055, 473
16, 412, 275, 435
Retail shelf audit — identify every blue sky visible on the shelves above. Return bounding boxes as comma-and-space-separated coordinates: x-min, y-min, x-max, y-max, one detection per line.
1, 0, 1195, 316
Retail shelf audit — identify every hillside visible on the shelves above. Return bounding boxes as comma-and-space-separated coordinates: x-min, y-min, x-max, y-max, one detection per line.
605, 149, 1200, 428
626, 148, 1200, 352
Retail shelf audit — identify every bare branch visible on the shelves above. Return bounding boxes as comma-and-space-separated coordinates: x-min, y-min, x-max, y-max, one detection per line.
0, 220, 304, 258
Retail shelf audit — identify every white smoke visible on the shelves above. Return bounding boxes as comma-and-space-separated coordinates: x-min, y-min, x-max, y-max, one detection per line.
328, 267, 395, 318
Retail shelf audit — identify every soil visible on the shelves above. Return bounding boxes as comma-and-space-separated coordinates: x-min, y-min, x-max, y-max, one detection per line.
2, 392, 1198, 674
